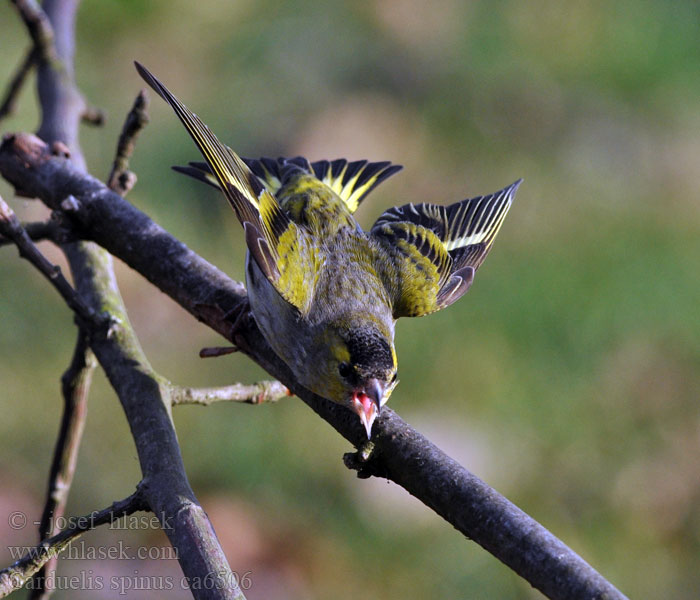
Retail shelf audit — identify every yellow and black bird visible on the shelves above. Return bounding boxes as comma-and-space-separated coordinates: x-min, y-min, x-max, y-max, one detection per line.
136, 62, 521, 437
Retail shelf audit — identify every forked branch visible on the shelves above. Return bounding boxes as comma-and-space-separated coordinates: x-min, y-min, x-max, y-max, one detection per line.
0, 492, 146, 598
0, 0, 628, 597
0, 132, 628, 600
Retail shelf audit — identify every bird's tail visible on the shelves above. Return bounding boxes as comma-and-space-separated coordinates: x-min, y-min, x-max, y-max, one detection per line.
174, 156, 402, 216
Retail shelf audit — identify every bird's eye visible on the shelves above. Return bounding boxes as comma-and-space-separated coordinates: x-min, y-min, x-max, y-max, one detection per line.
338, 362, 352, 379
391, 372, 398, 383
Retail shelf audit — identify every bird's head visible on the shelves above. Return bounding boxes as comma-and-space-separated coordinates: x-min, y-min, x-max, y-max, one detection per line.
310, 321, 398, 438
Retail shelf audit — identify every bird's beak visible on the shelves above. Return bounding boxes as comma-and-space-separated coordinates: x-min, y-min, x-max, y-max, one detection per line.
366, 378, 384, 413
351, 378, 385, 439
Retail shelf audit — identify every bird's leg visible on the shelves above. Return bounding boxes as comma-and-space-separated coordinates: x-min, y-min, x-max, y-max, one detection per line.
199, 298, 252, 358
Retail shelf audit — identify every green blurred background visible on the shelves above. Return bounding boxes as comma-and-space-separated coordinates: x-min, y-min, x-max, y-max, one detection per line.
1, 0, 699, 598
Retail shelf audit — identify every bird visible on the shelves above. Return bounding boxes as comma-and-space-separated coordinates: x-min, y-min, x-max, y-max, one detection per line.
135, 62, 521, 438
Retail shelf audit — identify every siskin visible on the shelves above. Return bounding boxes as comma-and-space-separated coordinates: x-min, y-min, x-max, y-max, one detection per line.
136, 62, 521, 438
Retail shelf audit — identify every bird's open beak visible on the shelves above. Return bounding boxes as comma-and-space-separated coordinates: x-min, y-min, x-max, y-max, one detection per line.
351, 379, 384, 439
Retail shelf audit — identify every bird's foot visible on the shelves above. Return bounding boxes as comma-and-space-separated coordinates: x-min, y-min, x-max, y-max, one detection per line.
223, 299, 253, 334
225, 299, 255, 352
197, 299, 253, 358
343, 441, 377, 479
356, 440, 375, 462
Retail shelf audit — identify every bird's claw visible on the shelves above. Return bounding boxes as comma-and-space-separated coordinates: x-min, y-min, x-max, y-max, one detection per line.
198, 300, 253, 358
343, 441, 377, 479
356, 440, 375, 462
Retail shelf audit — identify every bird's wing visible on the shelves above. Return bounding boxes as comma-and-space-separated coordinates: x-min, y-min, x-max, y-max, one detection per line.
172, 157, 293, 195
136, 62, 319, 313
173, 157, 401, 215
371, 180, 521, 317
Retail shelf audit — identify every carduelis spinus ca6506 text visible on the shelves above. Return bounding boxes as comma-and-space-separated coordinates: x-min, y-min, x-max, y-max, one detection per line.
136, 62, 521, 438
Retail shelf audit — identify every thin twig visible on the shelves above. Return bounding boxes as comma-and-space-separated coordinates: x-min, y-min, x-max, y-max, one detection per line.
171, 380, 289, 406
80, 105, 105, 126
107, 89, 149, 196
0, 220, 57, 246
0, 195, 105, 328
10, 0, 59, 66
199, 346, 238, 358
29, 329, 96, 600
0, 47, 36, 122
0, 491, 146, 598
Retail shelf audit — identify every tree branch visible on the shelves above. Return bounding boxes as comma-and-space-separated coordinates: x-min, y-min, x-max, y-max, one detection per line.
33, 0, 87, 171
0, 219, 63, 246
80, 104, 104, 126
64, 240, 247, 600
10, 0, 60, 66
0, 47, 36, 122
0, 2, 627, 595
171, 380, 289, 406
0, 194, 105, 327
4, 0, 248, 598
29, 329, 95, 600
106, 89, 148, 195
0, 492, 146, 598
0, 132, 628, 600
26, 92, 147, 600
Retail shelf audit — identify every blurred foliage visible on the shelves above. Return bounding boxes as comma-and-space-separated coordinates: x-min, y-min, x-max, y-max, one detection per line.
1, 0, 699, 598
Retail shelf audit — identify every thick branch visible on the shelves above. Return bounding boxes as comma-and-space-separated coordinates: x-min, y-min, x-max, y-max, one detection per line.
0, 492, 145, 598
64, 242, 245, 600
0, 134, 628, 600
0, 195, 244, 600
34, 0, 86, 170
0, 133, 247, 336
14, 1, 246, 597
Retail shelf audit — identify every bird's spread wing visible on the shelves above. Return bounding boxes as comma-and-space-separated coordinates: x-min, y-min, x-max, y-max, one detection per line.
135, 62, 318, 313
175, 157, 305, 196
371, 180, 521, 317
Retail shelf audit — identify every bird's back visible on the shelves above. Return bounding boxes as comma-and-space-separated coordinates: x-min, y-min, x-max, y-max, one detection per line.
276, 171, 359, 240
270, 171, 391, 326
